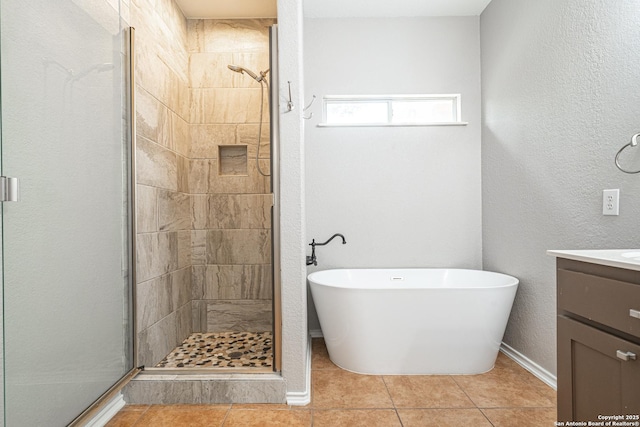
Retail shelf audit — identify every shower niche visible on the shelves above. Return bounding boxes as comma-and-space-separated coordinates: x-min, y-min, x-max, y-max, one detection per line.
219, 145, 248, 176
133, 14, 277, 374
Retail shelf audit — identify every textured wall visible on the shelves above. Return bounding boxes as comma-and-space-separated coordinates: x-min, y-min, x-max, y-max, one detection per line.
304, 17, 482, 330
188, 19, 274, 333
481, 0, 640, 375
277, 0, 310, 402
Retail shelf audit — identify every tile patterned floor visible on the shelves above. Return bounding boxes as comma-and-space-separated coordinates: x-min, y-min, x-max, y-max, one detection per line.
156, 332, 273, 369
108, 338, 557, 426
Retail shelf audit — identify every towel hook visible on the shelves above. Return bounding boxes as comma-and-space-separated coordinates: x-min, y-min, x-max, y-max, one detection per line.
303, 95, 316, 120
286, 81, 294, 112
615, 133, 640, 174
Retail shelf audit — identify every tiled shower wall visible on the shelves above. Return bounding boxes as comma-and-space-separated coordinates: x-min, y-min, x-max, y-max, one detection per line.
132, 0, 275, 367
188, 20, 274, 333
132, 0, 192, 367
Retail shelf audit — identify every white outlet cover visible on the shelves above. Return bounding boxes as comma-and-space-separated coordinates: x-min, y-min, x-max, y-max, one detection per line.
602, 189, 620, 216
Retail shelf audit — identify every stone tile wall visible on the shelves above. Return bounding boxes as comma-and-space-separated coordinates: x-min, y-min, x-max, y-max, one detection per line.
132, 1, 275, 366
188, 19, 274, 334
131, 0, 192, 367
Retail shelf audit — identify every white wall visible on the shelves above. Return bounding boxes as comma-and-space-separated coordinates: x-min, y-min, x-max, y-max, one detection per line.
304, 17, 482, 330
481, 0, 640, 375
277, 0, 310, 404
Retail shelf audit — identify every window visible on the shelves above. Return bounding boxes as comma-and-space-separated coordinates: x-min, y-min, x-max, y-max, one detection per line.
321, 94, 466, 126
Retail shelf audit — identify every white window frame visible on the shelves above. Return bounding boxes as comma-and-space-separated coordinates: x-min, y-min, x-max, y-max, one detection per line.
319, 94, 468, 127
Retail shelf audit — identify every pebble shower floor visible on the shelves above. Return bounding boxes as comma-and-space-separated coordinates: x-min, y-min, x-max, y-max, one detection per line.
156, 331, 273, 369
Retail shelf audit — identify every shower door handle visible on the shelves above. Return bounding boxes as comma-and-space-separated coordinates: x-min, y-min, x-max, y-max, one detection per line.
0, 176, 19, 201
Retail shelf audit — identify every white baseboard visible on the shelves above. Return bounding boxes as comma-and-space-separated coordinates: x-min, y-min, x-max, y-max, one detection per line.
84, 393, 126, 427
309, 329, 323, 338
286, 336, 312, 406
500, 342, 557, 390
285, 390, 310, 406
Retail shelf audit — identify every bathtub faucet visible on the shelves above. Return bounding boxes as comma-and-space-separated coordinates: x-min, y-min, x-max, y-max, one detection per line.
306, 233, 347, 266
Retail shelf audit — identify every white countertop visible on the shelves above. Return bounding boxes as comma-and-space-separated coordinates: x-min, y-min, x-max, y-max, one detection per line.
547, 249, 640, 272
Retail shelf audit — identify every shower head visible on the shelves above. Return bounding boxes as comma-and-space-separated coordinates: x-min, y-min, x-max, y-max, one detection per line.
227, 64, 261, 82
227, 64, 269, 83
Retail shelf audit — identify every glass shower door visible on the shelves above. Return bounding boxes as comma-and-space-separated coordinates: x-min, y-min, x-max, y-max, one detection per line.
0, 1, 133, 425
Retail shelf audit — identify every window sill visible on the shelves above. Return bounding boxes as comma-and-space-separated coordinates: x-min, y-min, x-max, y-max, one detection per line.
316, 122, 469, 127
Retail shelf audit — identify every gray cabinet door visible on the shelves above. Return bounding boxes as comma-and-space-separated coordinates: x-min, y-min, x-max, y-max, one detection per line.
558, 315, 640, 422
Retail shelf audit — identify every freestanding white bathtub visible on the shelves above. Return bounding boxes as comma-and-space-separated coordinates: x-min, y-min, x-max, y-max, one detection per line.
308, 268, 518, 375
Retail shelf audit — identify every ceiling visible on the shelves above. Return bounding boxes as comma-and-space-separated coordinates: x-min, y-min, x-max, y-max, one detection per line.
174, 0, 492, 19
174, 0, 277, 19
304, 0, 493, 18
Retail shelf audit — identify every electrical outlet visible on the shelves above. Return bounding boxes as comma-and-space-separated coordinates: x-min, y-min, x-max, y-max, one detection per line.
602, 189, 620, 216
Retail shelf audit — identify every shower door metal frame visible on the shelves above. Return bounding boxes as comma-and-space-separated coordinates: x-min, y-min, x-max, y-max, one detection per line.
67, 25, 140, 426
270, 23, 282, 373
128, 26, 139, 372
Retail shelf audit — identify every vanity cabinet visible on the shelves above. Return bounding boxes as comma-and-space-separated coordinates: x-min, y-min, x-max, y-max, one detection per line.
556, 258, 640, 422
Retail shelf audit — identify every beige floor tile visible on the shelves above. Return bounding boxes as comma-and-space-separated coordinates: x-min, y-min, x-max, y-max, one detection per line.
398, 408, 494, 427
105, 411, 144, 427
489, 353, 537, 379
133, 405, 229, 427
494, 353, 558, 405
452, 368, 556, 408
312, 338, 339, 370
482, 407, 558, 427
312, 369, 393, 409
521, 373, 558, 405
313, 409, 402, 427
223, 409, 311, 426
109, 344, 559, 425
533, 381, 558, 406
495, 352, 526, 370
231, 403, 292, 410
231, 403, 310, 411
383, 376, 475, 408
105, 405, 150, 427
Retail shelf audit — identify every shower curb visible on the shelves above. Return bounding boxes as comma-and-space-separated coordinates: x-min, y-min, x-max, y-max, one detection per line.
123, 373, 286, 404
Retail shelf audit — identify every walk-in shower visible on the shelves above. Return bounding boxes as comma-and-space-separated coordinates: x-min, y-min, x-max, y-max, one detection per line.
133, 18, 279, 376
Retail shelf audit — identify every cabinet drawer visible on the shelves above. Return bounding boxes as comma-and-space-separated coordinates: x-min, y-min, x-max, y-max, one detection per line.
558, 269, 640, 339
